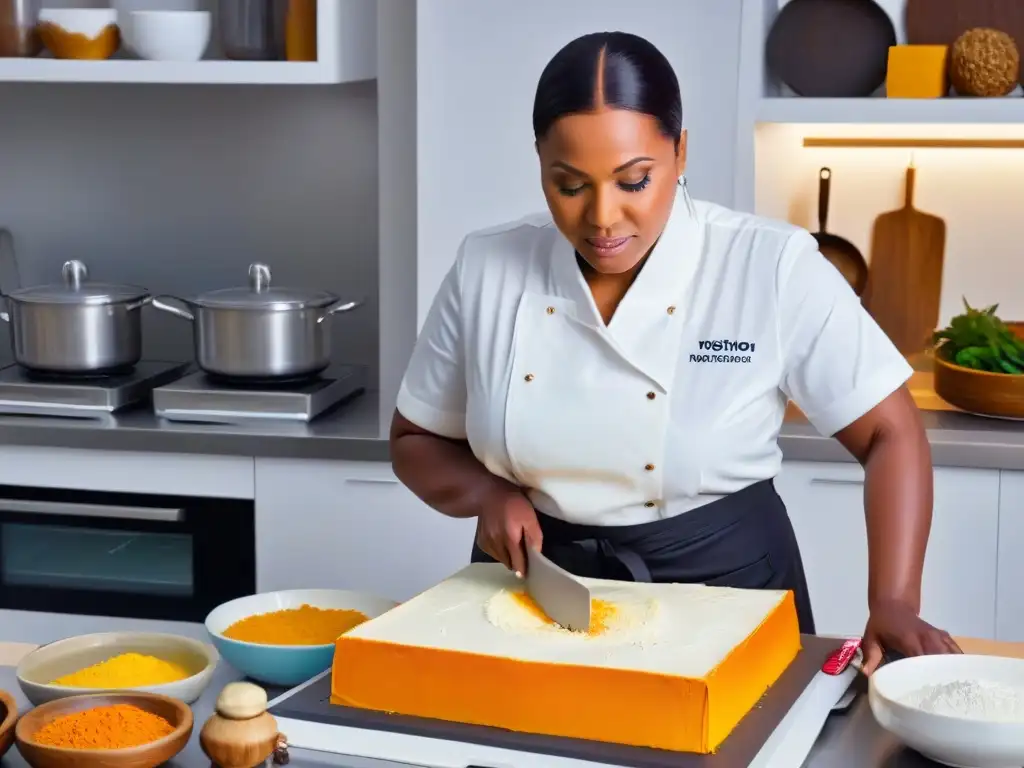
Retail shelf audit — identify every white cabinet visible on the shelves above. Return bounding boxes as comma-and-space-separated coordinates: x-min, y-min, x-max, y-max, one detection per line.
255, 459, 476, 602
776, 461, 999, 639
997, 471, 1024, 641
0, 0, 376, 84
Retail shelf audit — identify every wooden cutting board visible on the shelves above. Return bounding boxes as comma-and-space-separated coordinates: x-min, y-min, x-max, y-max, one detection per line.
906, 0, 1024, 52
863, 165, 946, 357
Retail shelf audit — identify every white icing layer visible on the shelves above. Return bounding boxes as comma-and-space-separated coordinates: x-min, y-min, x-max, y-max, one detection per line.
343, 563, 790, 678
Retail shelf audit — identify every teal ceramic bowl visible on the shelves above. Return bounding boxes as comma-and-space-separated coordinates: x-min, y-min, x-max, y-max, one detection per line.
205, 589, 398, 687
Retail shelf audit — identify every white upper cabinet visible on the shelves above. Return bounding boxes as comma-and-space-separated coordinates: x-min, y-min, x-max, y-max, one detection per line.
0, 0, 375, 84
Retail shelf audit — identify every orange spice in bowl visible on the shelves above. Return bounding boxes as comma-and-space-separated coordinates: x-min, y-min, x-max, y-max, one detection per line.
37, 8, 120, 60
31, 703, 174, 749
222, 604, 369, 645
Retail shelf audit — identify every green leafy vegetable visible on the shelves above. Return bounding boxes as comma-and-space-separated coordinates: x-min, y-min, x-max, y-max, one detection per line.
933, 298, 1024, 375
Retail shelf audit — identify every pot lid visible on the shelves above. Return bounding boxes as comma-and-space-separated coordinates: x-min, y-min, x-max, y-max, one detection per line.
7, 260, 149, 305
194, 263, 339, 310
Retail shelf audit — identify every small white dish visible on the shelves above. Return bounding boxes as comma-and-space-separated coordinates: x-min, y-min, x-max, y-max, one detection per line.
130, 10, 211, 62
16, 631, 219, 706
38, 8, 118, 39
869, 654, 1024, 767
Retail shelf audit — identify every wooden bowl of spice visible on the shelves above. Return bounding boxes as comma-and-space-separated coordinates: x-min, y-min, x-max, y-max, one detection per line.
205, 588, 398, 686
16, 632, 218, 707
0, 689, 16, 760
14, 692, 192, 768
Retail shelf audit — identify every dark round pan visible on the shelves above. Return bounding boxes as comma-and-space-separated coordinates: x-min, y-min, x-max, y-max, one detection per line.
811, 168, 868, 296
766, 0, 896, 97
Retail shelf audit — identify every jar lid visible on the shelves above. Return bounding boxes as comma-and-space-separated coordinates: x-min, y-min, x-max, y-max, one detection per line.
7, 260, 149, 305
193, 263, 339, 311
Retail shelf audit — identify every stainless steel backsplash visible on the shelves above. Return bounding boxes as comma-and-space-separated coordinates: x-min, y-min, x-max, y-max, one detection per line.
0, 81, 379, 383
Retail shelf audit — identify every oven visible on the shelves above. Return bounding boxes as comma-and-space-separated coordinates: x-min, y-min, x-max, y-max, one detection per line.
0, 485, 255, 622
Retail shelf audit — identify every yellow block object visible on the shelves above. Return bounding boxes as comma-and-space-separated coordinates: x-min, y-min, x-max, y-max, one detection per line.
886, 45, 950, 98
331, 564, 801, 754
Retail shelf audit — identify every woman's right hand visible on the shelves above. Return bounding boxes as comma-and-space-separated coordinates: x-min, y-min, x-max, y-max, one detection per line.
476, 486, 543, 577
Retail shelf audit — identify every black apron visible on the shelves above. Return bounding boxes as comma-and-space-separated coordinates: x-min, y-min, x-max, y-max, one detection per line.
471, 478, 816, 635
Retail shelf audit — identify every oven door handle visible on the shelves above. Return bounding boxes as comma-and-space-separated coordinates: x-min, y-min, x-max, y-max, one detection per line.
0, 499, 184, 523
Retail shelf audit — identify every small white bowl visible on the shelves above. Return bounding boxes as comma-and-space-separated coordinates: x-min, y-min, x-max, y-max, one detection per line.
16, 631, 219, 707
130, 10, 210, 62
206, 589, 398, 687
38, 7, 118, 39
870, 654, 1024, 767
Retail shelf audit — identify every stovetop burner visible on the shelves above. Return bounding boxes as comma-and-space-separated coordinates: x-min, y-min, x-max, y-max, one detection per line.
152, 364, 367, 424
0, 361, 192, 418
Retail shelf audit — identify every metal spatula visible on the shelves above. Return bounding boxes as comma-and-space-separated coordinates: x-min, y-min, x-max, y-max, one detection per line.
525, 548, 591, 632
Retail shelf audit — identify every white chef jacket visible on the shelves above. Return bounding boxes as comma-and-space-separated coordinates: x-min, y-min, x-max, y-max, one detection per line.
397, 189, 912, 526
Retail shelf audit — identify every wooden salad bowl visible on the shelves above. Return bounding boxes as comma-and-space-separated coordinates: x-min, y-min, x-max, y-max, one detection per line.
15, 692, 193, 768
934, 343, 1024, 420
0, 689, 16, 760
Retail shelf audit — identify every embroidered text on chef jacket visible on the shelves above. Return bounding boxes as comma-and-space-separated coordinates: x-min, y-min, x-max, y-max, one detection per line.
397, 191, 913, 526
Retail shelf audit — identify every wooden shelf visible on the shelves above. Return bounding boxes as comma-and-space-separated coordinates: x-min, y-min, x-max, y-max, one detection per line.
0, 0, 375, 85
757, 97, 1024, 125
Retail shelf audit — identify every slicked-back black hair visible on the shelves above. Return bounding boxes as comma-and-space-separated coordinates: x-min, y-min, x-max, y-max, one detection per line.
532, 32, 683, 147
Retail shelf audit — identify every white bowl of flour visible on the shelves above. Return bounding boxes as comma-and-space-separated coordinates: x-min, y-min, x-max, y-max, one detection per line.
870, 654, 1024, 767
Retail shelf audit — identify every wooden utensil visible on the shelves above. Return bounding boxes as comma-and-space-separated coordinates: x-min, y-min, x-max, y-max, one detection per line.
863, 165, 946, 356
200, 682, 283, 768
906, 0, 1024, 56
15, 692, 192, 768
811, 168, 869, 295
765, 0, 896, 97
0, 690, 16, 761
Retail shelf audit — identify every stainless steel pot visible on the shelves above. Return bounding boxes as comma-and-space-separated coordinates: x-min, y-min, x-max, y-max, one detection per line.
152, 263, 361, 380
0, 260, 150, 374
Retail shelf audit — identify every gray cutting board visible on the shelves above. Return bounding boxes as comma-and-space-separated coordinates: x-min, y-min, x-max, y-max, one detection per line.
270, 634, 844, 767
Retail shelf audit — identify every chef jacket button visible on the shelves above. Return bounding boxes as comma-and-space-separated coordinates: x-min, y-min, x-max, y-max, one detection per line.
546, 306, 555, 315
644, 463, 655, 472
644, 501, 657, 508
667, 305, 676, 315
524, 373, 535, 382
646, 391, 656, 400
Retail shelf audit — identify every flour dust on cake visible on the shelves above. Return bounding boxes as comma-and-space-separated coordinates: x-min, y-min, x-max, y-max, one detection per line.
331, 563, 801, 754
483, 585, 660, 642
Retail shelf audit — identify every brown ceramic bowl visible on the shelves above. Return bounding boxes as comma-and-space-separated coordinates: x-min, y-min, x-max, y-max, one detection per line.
15, 692, 192, 768
0, 689, 16, 761
934, 343, 1024, 419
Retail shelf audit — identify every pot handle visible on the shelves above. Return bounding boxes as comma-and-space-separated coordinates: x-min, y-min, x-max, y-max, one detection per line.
317, 298, 363, 324
152, 295, 195, 322
125, 295, 153, 312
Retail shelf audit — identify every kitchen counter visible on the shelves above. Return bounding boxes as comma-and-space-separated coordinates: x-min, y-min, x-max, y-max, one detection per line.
0, 613, 1019, 768
0, 378, 1021, 469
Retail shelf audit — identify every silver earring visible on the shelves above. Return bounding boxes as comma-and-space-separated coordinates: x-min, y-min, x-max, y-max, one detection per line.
680, 176, 696, 216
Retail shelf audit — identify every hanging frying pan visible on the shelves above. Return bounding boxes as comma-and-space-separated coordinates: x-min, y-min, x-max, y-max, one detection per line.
811, 168, 869, 296
765, 0, 896, 97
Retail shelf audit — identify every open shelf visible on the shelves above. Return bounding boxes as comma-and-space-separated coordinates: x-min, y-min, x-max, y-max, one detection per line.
0, 0, 375, 85
0, 58, 338, 85
757, 97, 1024, 125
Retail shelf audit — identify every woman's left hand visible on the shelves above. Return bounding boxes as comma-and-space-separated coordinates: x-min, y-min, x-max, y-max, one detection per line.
860, 598, 962, 675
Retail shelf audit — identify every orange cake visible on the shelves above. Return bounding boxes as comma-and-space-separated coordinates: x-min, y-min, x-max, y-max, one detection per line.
331, 563, 800, 754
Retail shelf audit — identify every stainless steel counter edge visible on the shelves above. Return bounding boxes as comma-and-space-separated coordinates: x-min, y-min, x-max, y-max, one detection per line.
0, 393, 1022, 469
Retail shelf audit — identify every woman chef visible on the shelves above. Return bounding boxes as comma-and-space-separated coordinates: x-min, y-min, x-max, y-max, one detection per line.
390, 31, 960, 674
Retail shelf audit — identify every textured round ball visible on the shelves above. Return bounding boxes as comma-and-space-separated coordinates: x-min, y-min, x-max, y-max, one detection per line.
950, 28, 1020, 97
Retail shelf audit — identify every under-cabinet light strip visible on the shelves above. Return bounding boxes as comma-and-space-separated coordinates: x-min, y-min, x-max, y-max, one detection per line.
803, 138, 1024, 149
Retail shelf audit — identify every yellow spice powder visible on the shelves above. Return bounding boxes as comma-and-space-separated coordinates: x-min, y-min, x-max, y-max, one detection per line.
510, 590, 618, 635
223, 604, 370, 645
52, 652, 191, 688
